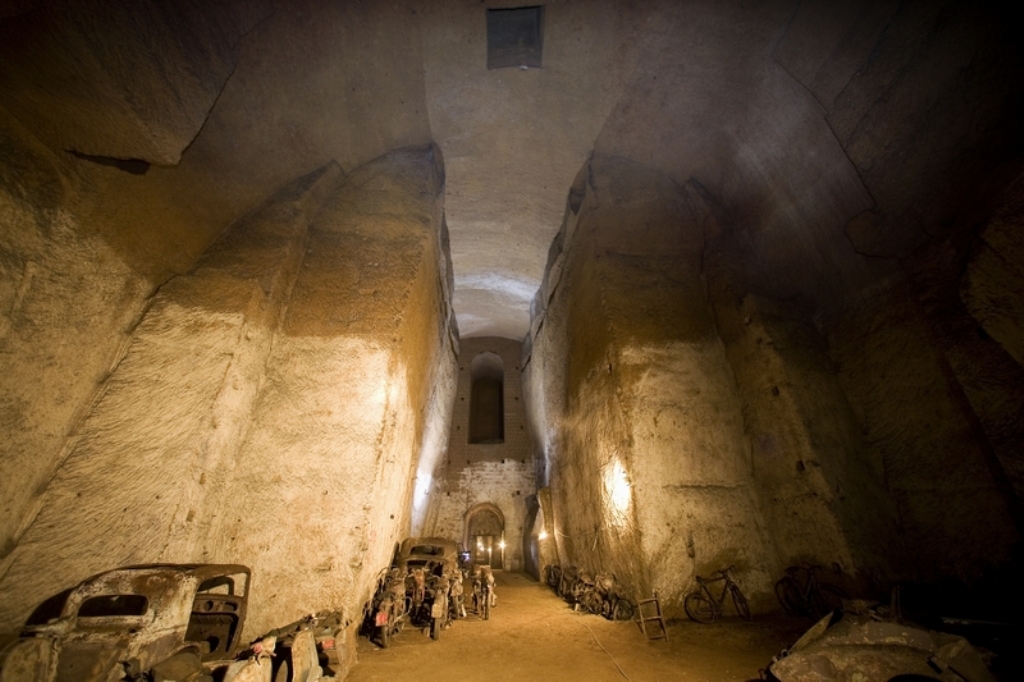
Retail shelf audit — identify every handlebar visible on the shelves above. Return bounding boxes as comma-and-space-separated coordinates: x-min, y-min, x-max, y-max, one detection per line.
695, 566, 737, 584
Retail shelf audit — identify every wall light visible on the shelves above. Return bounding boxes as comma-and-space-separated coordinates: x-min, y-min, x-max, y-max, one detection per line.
604, 459, 632, 522
538, 530, 548, 540
414, 474, 431, 500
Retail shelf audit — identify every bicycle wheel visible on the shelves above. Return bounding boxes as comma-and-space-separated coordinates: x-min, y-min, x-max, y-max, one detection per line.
612, 598, 635, 621
730, 585, 752, 621
684, 590, 717, 623
774, 577, 804, 616
810, 582, 846, 618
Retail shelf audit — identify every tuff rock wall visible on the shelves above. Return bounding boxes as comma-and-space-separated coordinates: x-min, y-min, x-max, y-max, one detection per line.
526, 158, 781, 616
525, 151, 1023, 617
523, 0, 1024, 615
0, 145, 458, 664
1, 0, 1023, 651
1, 0, 440, 580
0, 104, 155, 566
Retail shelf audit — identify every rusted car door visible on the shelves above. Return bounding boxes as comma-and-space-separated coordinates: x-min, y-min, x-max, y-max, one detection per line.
54, 593, 154, 681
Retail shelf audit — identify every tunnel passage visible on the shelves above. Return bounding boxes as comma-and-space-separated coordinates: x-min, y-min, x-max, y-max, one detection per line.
1, 1, 1024, 680
465, 503, 506, 569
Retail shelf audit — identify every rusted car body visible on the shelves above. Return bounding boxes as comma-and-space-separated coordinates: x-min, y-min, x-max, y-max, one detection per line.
768, 609, 996, 682
395, 537, 460, 577
0, 564, 250, 682
396, 537, 460, 639
371, 537, 460, 646
259, 610, 345, 681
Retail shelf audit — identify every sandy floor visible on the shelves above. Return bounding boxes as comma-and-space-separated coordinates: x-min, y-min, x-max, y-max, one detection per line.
347, 571, 808, 682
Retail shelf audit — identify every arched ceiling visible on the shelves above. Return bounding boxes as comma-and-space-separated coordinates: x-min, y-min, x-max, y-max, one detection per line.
420, 1, 630, 338
1, 0, 1020, 340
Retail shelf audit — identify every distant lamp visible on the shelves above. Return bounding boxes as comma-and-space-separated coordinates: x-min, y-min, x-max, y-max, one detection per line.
499, 540, 506, 550
538, 530, 548, 541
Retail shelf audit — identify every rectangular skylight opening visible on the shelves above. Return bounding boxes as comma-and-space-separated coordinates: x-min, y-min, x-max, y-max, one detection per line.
487, 6, 544, 70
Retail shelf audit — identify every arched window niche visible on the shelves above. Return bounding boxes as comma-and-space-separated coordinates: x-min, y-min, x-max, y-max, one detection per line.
469, 351, 504, 444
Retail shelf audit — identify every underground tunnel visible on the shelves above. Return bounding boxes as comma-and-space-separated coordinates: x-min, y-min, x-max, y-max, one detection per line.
1, 0, 1023, 680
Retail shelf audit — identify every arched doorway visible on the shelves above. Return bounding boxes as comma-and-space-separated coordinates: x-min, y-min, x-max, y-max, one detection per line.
464, 503, 505, 569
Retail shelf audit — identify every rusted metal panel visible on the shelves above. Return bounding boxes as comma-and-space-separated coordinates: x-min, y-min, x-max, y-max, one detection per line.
2, 564, 251, 682
0, 637, 58, 682
769, 612, 996, 682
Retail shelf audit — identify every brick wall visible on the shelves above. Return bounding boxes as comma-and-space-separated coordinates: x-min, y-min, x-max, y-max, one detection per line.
428, 337, 538, 570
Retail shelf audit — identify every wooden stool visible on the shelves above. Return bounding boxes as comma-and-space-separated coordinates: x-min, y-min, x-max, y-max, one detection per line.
636, 591, 668, 641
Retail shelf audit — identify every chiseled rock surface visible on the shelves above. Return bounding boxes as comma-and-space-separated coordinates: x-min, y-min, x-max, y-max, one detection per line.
0, 147, 458, 654
0, 0, 272, 165
826, 284, 1019, 581
0, 107, 152, 565
0, 162, 339, 630
526, 150, 1021, 614
202, 146, 457, 638
526, 156, 779, 617
963, 181, 1024, 369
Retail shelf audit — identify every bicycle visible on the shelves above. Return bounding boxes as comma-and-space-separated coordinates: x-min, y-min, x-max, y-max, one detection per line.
684, 566, 752, 623
774, 562, 846, 619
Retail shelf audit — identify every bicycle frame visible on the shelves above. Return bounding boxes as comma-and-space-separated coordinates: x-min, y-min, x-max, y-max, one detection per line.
787, 564, 818, 599
685, 566, 751, 623
776, 562, 846, 618
697, 572, 733, 614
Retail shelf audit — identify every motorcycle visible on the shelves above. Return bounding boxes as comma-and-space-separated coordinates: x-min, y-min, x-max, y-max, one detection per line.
595, 572, 636, 621
406, 566, 451, 640
572, 571, 603, 614
449, 571, 467, 620
472, 566, 495, 620
370, 568, 408, 648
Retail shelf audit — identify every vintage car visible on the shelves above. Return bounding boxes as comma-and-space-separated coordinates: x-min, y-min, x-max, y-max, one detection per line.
370, 537, 461, 647
767, 607, 996, 682
0, 564, 251, 682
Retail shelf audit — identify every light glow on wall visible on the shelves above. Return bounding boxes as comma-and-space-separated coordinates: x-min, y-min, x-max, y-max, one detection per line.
415, 474, 432, 501
604, 458, 632, 524
409, 360, 453, 535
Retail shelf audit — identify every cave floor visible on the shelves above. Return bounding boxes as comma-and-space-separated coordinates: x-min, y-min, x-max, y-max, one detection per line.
347, 571, 809, 681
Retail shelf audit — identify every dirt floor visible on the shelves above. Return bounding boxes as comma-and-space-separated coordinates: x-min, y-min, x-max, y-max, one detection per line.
347, 571, 809, 682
